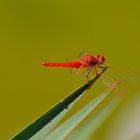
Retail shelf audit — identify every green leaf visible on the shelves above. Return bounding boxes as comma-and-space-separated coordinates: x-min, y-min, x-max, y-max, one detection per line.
68, 92, 122, 140
12, 67, 108, 140
46, 80, 120, 140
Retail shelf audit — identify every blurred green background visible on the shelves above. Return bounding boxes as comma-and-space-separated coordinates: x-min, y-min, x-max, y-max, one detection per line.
0, 0, 140, 139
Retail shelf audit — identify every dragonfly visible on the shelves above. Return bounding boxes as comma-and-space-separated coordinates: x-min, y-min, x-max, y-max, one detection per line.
42, 53, 106, 81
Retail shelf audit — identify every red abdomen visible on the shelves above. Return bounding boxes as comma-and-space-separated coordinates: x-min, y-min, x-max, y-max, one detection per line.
42, 61, 82, 69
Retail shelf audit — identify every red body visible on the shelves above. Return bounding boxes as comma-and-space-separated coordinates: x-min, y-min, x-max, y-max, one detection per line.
42, 54, 105, 69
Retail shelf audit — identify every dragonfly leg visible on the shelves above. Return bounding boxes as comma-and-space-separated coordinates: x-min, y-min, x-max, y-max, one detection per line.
85, 68, 92, 82
82, 68, 89, 77
94, 66, 98, 75
98, 65, 106, 69
82, 68, 89, 81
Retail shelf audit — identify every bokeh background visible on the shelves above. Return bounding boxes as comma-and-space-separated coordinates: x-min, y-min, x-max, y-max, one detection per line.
0, 0, 140, 139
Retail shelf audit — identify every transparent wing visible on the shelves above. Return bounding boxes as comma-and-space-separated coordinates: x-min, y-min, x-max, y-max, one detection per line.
76, 50, 87, 59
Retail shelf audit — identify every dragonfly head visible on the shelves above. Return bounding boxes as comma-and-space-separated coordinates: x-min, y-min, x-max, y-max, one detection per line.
96, 55, 105, 65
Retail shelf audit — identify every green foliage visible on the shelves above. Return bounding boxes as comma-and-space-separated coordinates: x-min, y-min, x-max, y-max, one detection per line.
46, 83, 120, 140
12, 67, 108, 140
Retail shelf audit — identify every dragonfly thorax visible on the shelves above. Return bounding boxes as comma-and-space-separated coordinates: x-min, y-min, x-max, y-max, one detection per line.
80, 54, 105, 67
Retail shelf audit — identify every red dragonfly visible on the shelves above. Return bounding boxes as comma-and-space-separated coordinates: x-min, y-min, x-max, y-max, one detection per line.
42, 53, 106, 80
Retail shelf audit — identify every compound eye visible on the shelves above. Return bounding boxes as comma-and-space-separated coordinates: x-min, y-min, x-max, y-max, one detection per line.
102, 57, 105, 61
